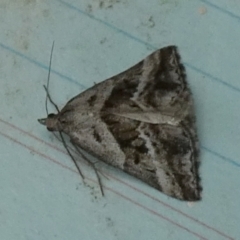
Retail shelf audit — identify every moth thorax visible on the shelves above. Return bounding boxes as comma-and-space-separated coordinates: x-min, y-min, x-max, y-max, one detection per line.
46, 113, 59, 132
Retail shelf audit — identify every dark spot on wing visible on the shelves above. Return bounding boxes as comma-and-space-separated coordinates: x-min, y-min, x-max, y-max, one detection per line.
152, 142, 157, 147
101, 113, 149, 162
154, 77, 179, 91
104, 101, 114, 108
93, 128, 102, 143
165, 172, 170, 176
103, 78, 139, 109
101, 61, 143, 110
144, 130, 150, 137
116, 135, 138, 148
161, 138, 190, 156
134, 154, 140, 164
135, 144, 148, 154
141, 46, 188, 108
87, 95, 97, 107
146, 168, 155, 173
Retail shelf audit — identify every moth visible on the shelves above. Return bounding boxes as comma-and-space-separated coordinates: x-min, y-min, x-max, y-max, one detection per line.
38, 45, 201, 201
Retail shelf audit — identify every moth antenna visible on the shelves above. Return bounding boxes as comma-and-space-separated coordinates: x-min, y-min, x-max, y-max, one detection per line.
59, 131, 85, 180
44, 41, 60, 115
43, 43, 103, 196
43, 85, 60, 113
71, 142, 105, 196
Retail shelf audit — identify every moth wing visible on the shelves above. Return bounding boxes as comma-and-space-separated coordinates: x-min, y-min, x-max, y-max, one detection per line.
58, 46, 201, 201
98, 45, 200, 200
67, 113, 200, 201
62, 46, 191, 121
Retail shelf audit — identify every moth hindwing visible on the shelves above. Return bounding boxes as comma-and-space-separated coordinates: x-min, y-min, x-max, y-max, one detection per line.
39, 45, 201, 201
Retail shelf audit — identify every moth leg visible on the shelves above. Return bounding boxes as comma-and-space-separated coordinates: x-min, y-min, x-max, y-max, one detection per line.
69, 144, 109, 180
70, 140, 105, 196
57, 131, 85, 180
90, 160, 110, 181
81, 157, 108, 177
52, 132, 108, 187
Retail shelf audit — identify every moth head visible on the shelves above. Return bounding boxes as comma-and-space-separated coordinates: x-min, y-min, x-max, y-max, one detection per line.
38, 113, 60, 132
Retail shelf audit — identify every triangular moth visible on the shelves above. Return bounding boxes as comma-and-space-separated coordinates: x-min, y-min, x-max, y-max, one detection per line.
39, 46, 201, 201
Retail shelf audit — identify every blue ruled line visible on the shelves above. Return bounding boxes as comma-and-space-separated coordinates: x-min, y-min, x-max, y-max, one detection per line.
201, 145, 240, 167
0, 43, 85, 89
199, 0, 240, 22
1, 0, 240, 169
1, 42, 240, 169
56, 0, 240, 94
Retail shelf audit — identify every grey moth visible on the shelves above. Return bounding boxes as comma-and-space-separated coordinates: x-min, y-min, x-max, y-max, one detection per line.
39, 46, 201, 201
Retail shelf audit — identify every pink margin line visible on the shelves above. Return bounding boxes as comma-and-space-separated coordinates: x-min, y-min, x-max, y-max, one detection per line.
0, 130, 207, 240
0, 118, 234, 240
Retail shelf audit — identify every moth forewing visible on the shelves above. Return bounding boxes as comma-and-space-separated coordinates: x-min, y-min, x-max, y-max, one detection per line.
39, 46, 201, 201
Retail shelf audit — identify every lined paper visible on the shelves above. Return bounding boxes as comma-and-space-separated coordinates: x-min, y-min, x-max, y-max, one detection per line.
0, 1, 239, 239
